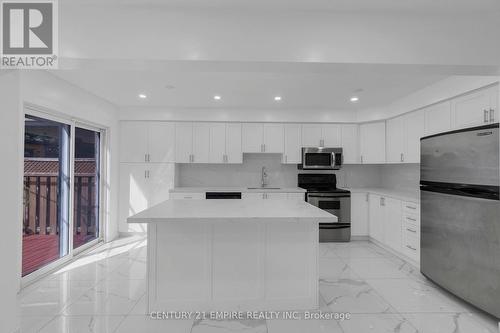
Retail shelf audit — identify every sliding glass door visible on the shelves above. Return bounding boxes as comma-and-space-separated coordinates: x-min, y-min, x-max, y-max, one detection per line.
73, 127, 100, 250
22, 113, 104, 278
23, 115, 71, 276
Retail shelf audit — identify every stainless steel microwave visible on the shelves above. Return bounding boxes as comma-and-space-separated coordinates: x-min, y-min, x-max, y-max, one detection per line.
301, 147, 343, 170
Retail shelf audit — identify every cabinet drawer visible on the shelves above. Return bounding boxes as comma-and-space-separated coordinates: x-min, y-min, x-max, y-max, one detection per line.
403, 231, 420, 261
403, 212, 420, 227
403, 221, 419, 236
403, 201, 419, 214
170, 193, 205, 200
287, 193, 305, 201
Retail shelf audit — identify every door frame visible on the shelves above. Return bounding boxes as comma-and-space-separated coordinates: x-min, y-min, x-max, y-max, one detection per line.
21, 104, 108, 286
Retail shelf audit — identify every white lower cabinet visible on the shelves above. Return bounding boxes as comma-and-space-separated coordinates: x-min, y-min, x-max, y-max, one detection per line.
287, 192, 305, 201
384, 197, 402, 252
368, 194, 385, 243
170, 192, 205, 200
242, 192, 302, 200
119, 163, 175, 232
367, 192, 420, 262
351, 192, 369, 237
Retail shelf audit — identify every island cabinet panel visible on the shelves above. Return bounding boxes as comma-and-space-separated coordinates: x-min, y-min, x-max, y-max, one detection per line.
148, 219, 318, 311
265, 221, 317, 301
212, 222, 264, 300
155, 223, 211, 302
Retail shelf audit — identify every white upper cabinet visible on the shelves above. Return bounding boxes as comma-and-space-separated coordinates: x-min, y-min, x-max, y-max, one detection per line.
386, 116, 405, 163
263, 124, 284, 153
301, 124, 340, 147
322, 124, 341, 146
209, 123, 243, 164
209, 123, 226, 163
451, 85, 498, 129
359, 122, 386, 164
120, 121, 175, 163
282, 124, 302, 164
148, 122, 176, 163
192, 123, 210, 163
301, 124, 323, 147
424, 101, 451, 135
340, 124, 359, 164
225, 123, 243, 163
404, 111, 425, 163
120, 122, 149, 163
242, 123, 265, 153
242, 123, 284, 153
175, 122, 194, 163
386, 111, 425, 164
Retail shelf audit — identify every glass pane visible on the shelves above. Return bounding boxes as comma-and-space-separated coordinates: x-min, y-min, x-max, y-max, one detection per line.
23, 115, 70, 276
73, 127, 100, 249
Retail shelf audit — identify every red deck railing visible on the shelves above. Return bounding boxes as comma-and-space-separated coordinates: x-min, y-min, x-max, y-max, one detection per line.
22, 159, 98, 276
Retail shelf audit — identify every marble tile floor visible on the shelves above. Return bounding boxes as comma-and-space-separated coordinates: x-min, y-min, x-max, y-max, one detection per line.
18, 236, 500, 333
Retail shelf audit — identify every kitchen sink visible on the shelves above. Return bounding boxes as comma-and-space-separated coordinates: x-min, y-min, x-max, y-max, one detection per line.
247, 187, 281, 190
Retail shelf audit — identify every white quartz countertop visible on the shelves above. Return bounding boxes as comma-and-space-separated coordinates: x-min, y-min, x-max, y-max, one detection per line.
170, 187, 306, 193
341, 187, 420, 202
128, 199, 337, 224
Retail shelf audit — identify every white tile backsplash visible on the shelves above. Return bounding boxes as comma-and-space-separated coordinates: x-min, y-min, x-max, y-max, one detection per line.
177, 154, 385, 189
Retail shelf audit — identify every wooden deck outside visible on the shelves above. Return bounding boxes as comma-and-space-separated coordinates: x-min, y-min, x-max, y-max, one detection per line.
22, 159, 98, 276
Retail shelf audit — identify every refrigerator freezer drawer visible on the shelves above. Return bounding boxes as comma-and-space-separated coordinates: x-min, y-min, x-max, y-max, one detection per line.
420, 189, 500, 318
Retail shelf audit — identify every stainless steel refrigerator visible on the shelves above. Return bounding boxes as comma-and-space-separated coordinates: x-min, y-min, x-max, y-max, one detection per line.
420, 123, 500, 318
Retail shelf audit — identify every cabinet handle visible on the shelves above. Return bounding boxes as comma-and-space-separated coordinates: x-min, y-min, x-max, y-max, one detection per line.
380, 197, 385, 206
144, 170, 147, 178
490, 109, 495, 122
406, 205, 416, 210
406, 217, 417, 222
360, 155, 363, 164
400, 153, 404, 162
145, 154, 148, 162
484, 109, 489, 123
320, 139, 324, 147
147, 154, 151, 162
406, 228, 417, 233
366, 193, 369, 202
406, 245, 417, 251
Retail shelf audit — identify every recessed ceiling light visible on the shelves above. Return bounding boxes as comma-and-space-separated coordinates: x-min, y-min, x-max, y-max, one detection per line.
138, 93, 147, 99
274, 96, 282, 101
350, 96, 359, 103
213, 95, 222, 100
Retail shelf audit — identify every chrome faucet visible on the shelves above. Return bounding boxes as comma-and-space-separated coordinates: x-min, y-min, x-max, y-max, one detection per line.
261, 166, 268, 188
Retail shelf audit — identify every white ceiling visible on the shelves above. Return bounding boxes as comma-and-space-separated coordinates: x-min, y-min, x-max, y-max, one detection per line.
63, 0, 500, 14
53, 66, 447, 110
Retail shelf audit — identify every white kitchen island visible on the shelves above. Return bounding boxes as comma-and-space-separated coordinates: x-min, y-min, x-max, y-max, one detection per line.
128, 199, 337, 312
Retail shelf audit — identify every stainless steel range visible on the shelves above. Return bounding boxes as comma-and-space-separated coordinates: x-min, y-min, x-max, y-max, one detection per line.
298, 173, 351, 242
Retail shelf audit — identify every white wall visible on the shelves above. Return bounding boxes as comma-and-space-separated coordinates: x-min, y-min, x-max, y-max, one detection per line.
0, 71, 22, 333
19, 71, 121, 242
